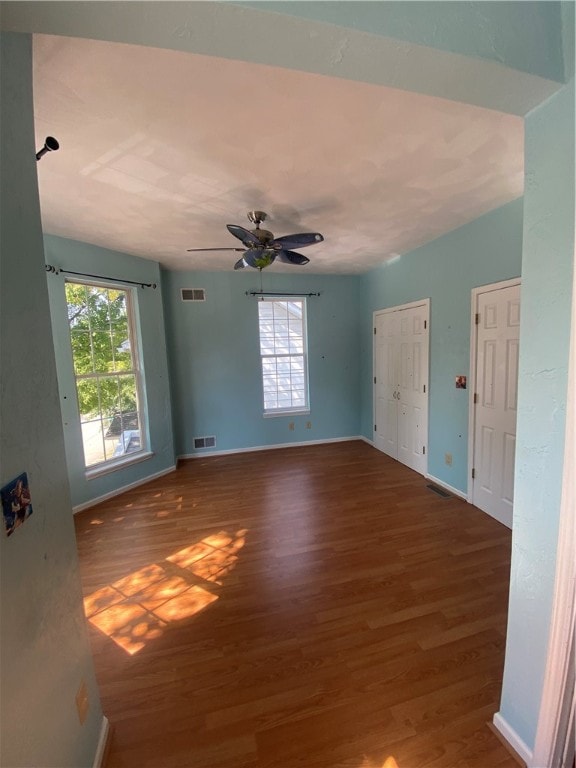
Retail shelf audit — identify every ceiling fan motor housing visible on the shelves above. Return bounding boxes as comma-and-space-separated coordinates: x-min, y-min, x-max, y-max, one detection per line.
250, 228, 274, 246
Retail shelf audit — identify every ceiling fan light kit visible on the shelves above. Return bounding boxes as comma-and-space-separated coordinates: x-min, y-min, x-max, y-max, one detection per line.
187, 211, 324, 271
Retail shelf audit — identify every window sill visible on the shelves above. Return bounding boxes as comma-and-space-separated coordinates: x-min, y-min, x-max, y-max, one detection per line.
85, 451, 154, 480
263, 410, 310, 419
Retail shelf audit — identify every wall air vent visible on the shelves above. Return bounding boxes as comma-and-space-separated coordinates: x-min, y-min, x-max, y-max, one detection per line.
193, 436, 216, 450
181, 289, 206, 302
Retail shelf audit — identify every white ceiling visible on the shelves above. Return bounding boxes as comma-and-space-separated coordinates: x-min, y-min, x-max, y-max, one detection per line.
33, 33, 524, 274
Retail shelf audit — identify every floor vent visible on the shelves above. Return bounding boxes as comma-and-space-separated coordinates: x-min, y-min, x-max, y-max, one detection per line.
426, 484, 451, 498
181, 288, 206, 302
194, 436, 216, 450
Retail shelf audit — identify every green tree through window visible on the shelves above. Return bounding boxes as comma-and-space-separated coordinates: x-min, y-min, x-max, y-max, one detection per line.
66, 281, 145, 468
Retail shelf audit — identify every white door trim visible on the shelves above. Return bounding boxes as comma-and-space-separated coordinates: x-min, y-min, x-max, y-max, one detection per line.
373, 298, 430, 475
467, 278, 521, 503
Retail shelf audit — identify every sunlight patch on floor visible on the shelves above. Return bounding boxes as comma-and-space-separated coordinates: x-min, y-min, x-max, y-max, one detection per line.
84, 529, 246, 654
359, 757, 399, 768
168, 529, 247, 585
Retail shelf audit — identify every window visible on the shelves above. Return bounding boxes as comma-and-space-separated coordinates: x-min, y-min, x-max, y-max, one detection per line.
258, 298, 309, 415
65, 281, 147, 470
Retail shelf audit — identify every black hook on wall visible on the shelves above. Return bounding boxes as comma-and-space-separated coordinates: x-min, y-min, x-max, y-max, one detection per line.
36, 136, 60, 161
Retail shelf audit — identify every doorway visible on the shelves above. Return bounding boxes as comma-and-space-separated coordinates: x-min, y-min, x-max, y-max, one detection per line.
468, 279, 521, 528
373, 299, 430, 475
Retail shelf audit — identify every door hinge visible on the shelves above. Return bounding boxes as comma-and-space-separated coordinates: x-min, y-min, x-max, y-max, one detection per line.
423, 384, 426, 393
475, 312, 480, 325
472, 468, 476, 479
423, 446, 426, 455
424, 320, 427, 329
374, 376, 377, 384
374, 424, 377, 431
474, 393, 478, 404
374, 327, 377, 335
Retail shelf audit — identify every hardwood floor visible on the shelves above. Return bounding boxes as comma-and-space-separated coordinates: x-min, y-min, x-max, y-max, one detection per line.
74, 441, 520, 768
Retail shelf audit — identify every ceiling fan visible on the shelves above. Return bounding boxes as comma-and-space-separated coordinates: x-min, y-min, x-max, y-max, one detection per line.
187, 211, 324, 270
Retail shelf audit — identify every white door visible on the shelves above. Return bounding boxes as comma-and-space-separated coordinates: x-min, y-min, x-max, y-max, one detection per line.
374, 301, 429, 475
471, 282, 520, 528
374, 311, 399, 458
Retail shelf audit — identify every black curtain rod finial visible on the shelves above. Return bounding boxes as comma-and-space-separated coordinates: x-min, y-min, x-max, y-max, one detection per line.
36, 136, 59, 161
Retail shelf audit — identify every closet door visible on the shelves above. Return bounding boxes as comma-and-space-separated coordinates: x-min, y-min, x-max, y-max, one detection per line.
471, 282, 520, 528
374, 310, 399, 459
397, 304, 429, 474
374, 301, 429, 475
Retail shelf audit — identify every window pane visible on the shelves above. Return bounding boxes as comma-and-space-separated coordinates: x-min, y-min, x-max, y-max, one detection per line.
91, 331, 115, 373
98, 376, 121, 417
67, 281, 146, 469
102, 417, 117, 462
260, 332, 276, 355
114, 338, 132, 371
66, 283, 90, 328
70, 331, 93, 374
273, 302, 288, 320
118, 375, 137, 414
258, 299, 308, 413
81, 418, 106, 467
76, 379, 101, 422
264, 395, 278, 410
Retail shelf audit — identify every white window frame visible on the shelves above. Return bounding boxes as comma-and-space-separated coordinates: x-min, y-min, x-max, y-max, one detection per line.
65, 278, 149, 476
258, 297, 310, 417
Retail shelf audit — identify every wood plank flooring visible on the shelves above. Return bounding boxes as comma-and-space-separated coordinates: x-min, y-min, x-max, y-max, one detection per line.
74, 441, 520, 768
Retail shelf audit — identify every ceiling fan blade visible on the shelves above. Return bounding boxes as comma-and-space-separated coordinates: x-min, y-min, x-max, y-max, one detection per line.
226, 224, 261, 246
187, 247, 245, 252
273, 233, 324, 250
234, 258, 247, 270
186, 248, 244, 253
276, 250, 310, 266
243, 248, 277, 269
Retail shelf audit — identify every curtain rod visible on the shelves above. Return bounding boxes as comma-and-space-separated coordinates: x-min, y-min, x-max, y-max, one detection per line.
246, 291, 321, 298
45, 264, 156, 289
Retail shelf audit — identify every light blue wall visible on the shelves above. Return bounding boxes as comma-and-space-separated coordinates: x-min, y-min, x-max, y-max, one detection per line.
499, 70, 575, 747
0, 33, 103, 768
244, 1, 566, 83
44, 235, 176, 509
1, 4, 573, 762
359, 198, 524, 493
163, 270, 361, 456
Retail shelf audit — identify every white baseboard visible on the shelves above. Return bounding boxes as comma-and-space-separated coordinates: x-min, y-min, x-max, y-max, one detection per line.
73, 465, 176, 514
425, 473, 468, 501
493, 712, 533, 766
93, 716, 111, 768
178, 436, 363, 461
359, 435, 375, 447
